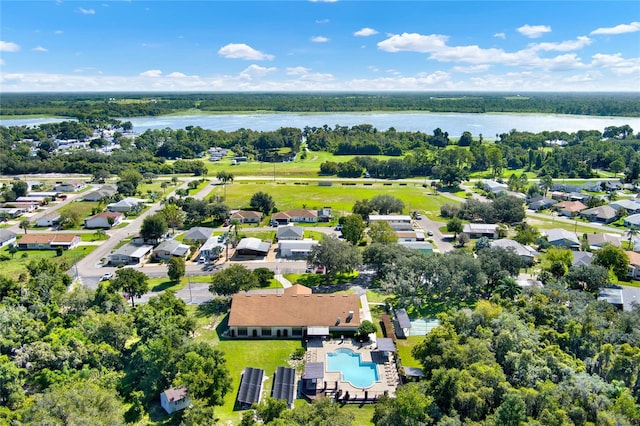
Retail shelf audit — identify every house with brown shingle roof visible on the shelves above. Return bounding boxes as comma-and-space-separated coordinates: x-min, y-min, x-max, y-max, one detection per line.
227, 285, 360, 338
17, 234, 80, 250
626, 251, 640, 279
553, 200, 588, 217
230, 210, 263, 224
272, 209, 318, 225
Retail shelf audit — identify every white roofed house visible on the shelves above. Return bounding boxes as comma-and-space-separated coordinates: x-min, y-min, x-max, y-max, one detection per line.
107, 198, 145, 213
54, 181, 86, 192
82, 184, 118, 202
199, 236, 224, 261
0, 230, 17, 248
84, 211, 123, 229
279, 239, 319, 258
35, 213, 61, 228
236, 237, 271, 256
610, 199, 640, 215
108, 243, 153, 265
153, 239, 191, 261
491, 238, 538, 265
368, 214, 413, 231
462, 223, 499, 239
482, 180, 509, 194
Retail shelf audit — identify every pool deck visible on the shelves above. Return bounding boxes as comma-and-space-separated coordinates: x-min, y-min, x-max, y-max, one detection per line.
304, 337, 399, 402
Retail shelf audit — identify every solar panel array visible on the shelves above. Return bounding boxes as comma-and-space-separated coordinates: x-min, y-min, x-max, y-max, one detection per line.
237, 367, 264, 407
272, 366, 296, 406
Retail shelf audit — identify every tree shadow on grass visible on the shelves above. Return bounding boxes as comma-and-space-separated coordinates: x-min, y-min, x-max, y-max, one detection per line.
196, 297, 231, 318
150, 280, 178, 292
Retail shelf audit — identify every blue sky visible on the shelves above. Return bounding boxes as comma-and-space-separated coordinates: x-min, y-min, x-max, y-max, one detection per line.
1, 1, 639, 92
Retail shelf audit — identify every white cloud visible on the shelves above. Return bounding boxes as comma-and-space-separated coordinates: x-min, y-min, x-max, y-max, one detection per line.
591, 21, 640, 35
0, 41, 20, 52
517, 24, 551, 38
167, 72, 187, 78
493, 33, 506, 39
377, 33, 448, 53
33, 46, 48, 52
354, 27, 379, 37
286, 66, 310, 75
298, 72, 334, 82
311, 36, 329, 43
240, 64, 277, 79
316, 18, 329, 24
368, 65, 379, 72
54, 30, 64, 35
528, 36, 591, 52
78, 7, 95, 15
140, 69, 162, 77
452, 64, 491, 73
591, 53, 640, 75
218, 43, 274, 60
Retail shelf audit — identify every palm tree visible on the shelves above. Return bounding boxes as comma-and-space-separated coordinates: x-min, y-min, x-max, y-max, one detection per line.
230, 218, 241, 238
495, 276, 522, 300
627, 225, 639, 251
216, 171, 234, 201
19, 219, 30, 234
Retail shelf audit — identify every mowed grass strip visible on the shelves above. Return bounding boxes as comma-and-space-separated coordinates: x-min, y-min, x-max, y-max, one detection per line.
0, 245, 97, 279
207, 181, 454, 214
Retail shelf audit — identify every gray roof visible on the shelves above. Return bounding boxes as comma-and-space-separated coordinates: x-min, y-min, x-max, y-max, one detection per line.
303, 362, 324, 379
395, 309, 412, 329
0, 229, 17, 242
237, 237, 271, 253
529, 197, 557, 210
491, 238, 538, 258
463, 223, 499, 234
610, 199, 640, 211
276, 225, 304, 239
183, 227, 214, 242
377, 338, 396, 352
111, 243, 153, 258
544, 228, 579, 245
278, 240, 319, 251
483, 180, 508, 192
398, 241, 434, 251
154, 239, 190, 256
624, 214, 640, 227
598, 287, 623, 307
572, 251, 594, 267
587, 233, 621, 248
580, 205, 617, 220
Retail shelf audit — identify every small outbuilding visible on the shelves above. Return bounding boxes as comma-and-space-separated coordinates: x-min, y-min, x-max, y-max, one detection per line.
160, 387, 190, 414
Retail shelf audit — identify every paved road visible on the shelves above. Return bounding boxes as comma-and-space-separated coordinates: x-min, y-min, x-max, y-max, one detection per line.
621, 285, 640, 311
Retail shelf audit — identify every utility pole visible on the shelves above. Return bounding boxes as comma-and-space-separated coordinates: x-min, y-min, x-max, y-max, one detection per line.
188, 276, 193, 303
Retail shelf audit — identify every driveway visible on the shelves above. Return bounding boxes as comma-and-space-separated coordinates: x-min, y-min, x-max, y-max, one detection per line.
621, 285, 640, 311
415, 215, 454, 252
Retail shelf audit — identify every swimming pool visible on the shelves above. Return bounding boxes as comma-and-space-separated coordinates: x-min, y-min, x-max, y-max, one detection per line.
327, 348, 379, 388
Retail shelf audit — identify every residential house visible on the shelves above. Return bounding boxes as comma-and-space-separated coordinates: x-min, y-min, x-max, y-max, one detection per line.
553, 184, 583, 193
572, 251, 594, 267
182, 227, 214, 244
553, 200, 587, 217
107, 198, 144, 213
276, 225, 304, 241
17, 234, 80, 250
84, 212, 123, 229
491, 238, 538, 265
199, 236, 225, 261
34, 213, 61, 228
624, 213, 640, 228
396, 231, 420, 242
586, 233, 622, 250
230, 210, 263, 224
462, 223, 500, 239
272, 209, 318, 225
0, 230, 17, 248
25, 192, 60, 200
398, 241, 434, 254
16, 196, 47, 205
236, 238, 271, 256
317, 207, 332, 222
568, 192, 590, 202
579, 205, 617, 224
54, 181, 86, 192
610, 199, 640, 215
626, 251, 640, 280
108, 243, 153, 265
0, 203, 37, 213
368, 214, 413, 231
544, 229, 580, 249
227, 285, 361, 338
0, 208, 23, 219
528, 196, 557, 211
153, 240, 190, 260
82, 184, 118, 202
278, 239, 318, 258
160, 387, 190, 414
483, 180, 508, 194
597, 287, 624, 310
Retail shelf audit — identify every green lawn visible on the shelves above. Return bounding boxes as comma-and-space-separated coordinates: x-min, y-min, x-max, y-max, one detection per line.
0, 245, 97, 279
395, 336, 425, 369
207, 181, 453, 216
79, 232, 110, 242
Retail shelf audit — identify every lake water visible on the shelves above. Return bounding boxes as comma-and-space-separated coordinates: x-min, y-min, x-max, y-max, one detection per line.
3, 112, 640, 138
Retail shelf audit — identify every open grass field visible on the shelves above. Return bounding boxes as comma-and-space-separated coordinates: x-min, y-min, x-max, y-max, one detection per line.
203, 150, 402, 178
207, 181, 453, 215
0, 245, 97, 279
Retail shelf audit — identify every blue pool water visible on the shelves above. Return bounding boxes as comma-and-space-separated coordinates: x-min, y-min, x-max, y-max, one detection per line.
327, 348, 379, 388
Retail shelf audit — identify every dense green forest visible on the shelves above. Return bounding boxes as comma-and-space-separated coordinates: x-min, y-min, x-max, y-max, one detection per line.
1, 120, 638, 185
1, 245, 638, 424
1, 92, 639, 118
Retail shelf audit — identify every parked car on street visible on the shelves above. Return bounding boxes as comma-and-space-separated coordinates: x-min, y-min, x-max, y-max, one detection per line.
101, 272, 115, 281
